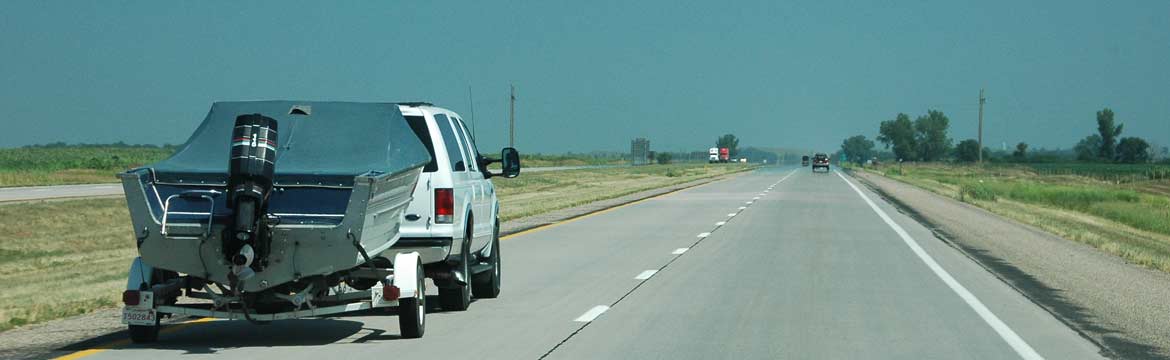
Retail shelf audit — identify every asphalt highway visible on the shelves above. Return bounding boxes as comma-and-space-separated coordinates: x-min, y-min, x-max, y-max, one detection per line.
65, 166, 1104, 359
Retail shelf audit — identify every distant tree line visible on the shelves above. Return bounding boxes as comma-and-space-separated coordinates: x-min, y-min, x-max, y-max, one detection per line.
20, 141, 178, 150
839, 107, 1164, 165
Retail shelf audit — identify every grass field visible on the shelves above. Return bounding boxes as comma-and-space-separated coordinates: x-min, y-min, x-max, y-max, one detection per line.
0, 146, 174, 187
0, 163, 752, 332
518, 153, 628, 167
0, 146, 634, 187
862, 163, 1170, 272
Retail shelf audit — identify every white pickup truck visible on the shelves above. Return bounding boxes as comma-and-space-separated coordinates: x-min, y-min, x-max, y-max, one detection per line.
387, 102, 520, 312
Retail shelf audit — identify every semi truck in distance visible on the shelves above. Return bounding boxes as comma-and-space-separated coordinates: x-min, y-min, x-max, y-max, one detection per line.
707, 147, 731, 163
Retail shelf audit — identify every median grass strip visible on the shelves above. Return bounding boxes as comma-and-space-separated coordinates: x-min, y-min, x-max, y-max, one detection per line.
862, 163, 1170, 272
0, 163, 750, 332
496, 164, 749, 221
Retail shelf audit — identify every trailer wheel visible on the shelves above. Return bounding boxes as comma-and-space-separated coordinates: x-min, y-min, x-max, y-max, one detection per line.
398, 260, 425, 338
472, 220, 501, 298
128, 317, 160, 343
438, 223, 473, 311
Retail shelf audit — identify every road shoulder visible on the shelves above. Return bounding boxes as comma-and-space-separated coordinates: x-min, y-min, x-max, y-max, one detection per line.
851, 170, 1170, 359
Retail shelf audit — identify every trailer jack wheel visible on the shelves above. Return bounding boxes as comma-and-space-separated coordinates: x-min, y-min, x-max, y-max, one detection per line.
398, 260, 425, 338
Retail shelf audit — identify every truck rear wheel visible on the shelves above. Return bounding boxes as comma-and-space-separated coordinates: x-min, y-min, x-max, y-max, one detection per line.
472, 221, 501, 298
438, 223, 473, 311
398, 260, 425, 338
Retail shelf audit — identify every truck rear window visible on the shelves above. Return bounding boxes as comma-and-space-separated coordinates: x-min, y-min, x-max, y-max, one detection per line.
405, 116, 438, 172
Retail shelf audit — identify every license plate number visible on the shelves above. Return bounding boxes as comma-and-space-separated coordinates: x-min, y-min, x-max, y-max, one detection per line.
122, 308, 156, 326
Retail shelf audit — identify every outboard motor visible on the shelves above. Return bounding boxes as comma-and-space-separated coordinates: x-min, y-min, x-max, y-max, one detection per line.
225, 114, 278, 280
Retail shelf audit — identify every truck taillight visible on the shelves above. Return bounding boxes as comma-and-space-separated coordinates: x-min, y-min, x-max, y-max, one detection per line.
122, 290, 140, 306
435, 188, 453, 224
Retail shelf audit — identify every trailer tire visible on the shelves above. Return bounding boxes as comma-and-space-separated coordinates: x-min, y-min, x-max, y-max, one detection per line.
398, 260, 425, 338
438, 222, 473, 311
128, 318, 160, 343
472, 220, 501, 298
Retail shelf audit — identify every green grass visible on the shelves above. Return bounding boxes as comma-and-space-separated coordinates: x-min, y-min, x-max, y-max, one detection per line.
0, 145, 174, 187
518, 153, 627, 167
1026, 163, 1170, 183
496, 164, 751, 221
0, 163, 752, 332
865, 162, 1170, 272
0, 198, 137, 331
0, 146, 644, 187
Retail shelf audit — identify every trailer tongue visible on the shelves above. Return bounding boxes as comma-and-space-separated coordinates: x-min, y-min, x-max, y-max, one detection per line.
118, 101, 432, 342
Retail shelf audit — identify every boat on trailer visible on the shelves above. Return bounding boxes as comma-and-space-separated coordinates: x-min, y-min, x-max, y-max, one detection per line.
118, 101, 432, 342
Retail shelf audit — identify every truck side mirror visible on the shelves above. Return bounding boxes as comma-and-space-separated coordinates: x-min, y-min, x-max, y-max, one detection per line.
501, 148, 520, 178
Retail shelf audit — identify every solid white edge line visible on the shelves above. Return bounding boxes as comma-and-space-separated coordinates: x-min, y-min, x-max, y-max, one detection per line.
574, 305, 610, 322
697, 232, 711, 238
634, 270, 658, 280
672, 247, 689, 254
833, 171, 1044, 360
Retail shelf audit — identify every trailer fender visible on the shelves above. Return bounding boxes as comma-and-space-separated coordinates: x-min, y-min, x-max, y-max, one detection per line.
393, 252, 422, 299
126, 257, 154, 291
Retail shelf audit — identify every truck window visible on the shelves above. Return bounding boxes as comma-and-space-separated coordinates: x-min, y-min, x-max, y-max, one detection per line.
452, 118, 479, 172
405, 116, 438, 172
433, 114, 467, 172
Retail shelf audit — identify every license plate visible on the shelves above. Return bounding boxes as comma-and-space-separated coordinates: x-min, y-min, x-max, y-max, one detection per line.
122, 308, 156, 326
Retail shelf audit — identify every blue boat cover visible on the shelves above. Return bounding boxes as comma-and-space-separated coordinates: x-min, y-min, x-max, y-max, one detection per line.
150, 101, 430, 185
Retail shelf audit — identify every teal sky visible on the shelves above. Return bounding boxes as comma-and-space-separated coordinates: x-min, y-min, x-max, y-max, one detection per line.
1, 1, 1167, 154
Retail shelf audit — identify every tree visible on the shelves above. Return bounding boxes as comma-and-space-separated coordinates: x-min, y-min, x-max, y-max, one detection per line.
1075, 134, 1102, 161
1096, 108, 1123, 160
1012, 142, 1028, 160
955, 139, 981, 162
1116, 137, 1150, 163
840, 135, 875, 165
716, 134, 739, 158
914, 110, 952, 162
655, 152, 673, 164
878, 113, 917, 161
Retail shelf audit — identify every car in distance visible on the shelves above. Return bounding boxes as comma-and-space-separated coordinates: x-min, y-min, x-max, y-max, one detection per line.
388, 102, 520, 312
812, 153, 830, 172
801, 155, 810, 167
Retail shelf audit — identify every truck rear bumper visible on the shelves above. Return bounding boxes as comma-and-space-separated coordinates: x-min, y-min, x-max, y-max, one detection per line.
387, 237, 453, 264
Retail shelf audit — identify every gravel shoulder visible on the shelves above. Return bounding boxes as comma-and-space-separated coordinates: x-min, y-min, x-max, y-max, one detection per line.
0, 170, 749, 360
852, 170, 1170, 359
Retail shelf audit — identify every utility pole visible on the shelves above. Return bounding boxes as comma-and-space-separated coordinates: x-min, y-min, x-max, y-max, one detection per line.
509, 84, 516, 148
978, 88, 986, 164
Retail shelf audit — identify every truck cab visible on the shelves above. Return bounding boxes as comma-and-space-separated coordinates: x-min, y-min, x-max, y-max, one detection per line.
390, 103, 519, 311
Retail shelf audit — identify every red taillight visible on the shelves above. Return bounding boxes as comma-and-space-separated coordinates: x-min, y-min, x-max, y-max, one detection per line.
435, 188, 453, 224
122, 290, 140, 306
383, 283, 401, 301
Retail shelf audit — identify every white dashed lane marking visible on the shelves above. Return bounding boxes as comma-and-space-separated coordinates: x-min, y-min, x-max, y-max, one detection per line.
634, 270, 658, 280
672, 248, 689, 255
573, 306, 610, 322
